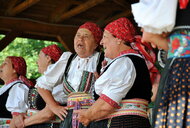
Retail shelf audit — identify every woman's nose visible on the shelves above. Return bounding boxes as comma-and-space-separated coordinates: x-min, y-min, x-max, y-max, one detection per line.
0, 64, 3, 69
79, 37, 84, 41
36, 59, 39, 65
100, 40, 103, 45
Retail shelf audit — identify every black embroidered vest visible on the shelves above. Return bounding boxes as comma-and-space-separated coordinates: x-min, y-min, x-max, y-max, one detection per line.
0, 82, 22, 118
63, 52, 104, 95
94, 55, 152, 102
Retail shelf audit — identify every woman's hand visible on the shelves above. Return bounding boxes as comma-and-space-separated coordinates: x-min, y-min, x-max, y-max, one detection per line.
74, 109, 91, 127
49, 104, 68, 121
12, 114, 25, 128
10, 119, 16, 128
94, 72, 100, 80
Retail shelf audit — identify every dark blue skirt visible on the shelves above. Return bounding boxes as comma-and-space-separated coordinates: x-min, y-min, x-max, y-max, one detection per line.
153, 57, 190, 127
108, 115, 150, 128
59, 110, 108, 128
25, 123, 60, 128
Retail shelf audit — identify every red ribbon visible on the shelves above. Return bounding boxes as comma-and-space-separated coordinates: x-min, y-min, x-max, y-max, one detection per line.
179, 0, 189, 9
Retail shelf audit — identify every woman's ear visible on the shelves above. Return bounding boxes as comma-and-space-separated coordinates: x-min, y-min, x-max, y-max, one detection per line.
46, 55, 52, 63
12, 69, 18, 76
116, 38, 123, 45
13, 69, 16, 73
117, 41, 121, 45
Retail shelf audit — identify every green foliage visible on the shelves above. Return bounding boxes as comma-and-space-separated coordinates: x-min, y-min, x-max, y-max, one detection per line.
0, 35, 65, 79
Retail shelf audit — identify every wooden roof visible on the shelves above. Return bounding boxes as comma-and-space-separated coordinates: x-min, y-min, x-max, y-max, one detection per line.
0, 0, 138, 52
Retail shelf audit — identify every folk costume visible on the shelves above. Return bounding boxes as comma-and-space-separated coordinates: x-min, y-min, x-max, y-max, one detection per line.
36, 22, 104, 128
91, 18, 156, 128
0, 56, 33, 127
132, 0, 190, 127
26, 44, 63, 128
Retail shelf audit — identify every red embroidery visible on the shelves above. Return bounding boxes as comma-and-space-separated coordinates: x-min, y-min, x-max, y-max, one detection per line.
8, 56, 26, 76
79, 22, 103, 44
179, 0, 189, 9
105, 17, 136, 43
117, 49, 139, 57
100, 94, 121, 109
6, 78, 19, 85
104, 18, 159, 85
41, 44, 62, 62
12, 112, 22, 116
7, 56, 34, 88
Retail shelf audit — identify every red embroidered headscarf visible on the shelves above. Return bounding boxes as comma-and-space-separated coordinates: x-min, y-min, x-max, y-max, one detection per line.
7, 56, 34, 88
41, 44, 63, 62
105, 17, 136, 43
8, 56, 27, 76
79, 22, 103, 44
105, 17, 159, 84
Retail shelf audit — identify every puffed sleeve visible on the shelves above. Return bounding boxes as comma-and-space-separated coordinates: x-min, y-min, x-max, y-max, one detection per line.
95, 57, 136, 107
35, 52, 72, 91
6, 83, 29, 113
131, 0, 178, 34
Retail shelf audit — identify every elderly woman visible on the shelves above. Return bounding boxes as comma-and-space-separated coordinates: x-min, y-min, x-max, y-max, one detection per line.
0, 56, 33, 128
36, 22, 104, 128
76, 17, 156, 128
24, 44, 63, 128
132, 0, 190, 127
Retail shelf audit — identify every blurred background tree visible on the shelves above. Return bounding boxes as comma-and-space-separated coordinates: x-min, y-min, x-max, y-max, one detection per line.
0, 34, 66, 80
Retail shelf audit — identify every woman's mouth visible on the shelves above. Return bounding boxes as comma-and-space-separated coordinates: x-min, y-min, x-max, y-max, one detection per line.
77, 44, 84, 49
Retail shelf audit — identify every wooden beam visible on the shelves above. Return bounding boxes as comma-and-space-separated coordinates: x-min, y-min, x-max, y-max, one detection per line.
98, 0, 133, 27
112, 0, 131, 8
0, 16, 78, 37
5, 0, 20, 15
57, 35, 74, 52
101, 10, 132, 27
49, 0, 72, 23
7, 0, 40, 16
96, 13, 110, 26
56, 0, 106, 23
0, 30, 22, 51
50, 0, 84, 22
72, 1, 83, 5
0, 16, 78, 51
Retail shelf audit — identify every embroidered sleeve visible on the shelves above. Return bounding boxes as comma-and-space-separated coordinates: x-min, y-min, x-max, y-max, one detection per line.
100, 94, 121, 109
95, 57, 136, 105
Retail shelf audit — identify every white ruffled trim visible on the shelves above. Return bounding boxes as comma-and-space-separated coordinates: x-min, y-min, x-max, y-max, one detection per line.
35, 76, 53, 91
132, 0, 177, 34
136, 21, 175, 34
35, 81, 53, 92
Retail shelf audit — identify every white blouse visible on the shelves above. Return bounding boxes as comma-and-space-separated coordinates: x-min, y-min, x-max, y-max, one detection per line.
36, 51, 100, 104
36, 64, 67, 104
132, 0, 178, 34
0, 80, 29, 113
95, 54, 140, 104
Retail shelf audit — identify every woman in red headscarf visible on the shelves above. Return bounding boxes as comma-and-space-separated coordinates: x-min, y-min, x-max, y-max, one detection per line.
75, 17, 158, 128
24, 44, 63, 128
0, 56, 34, 128
36, 22, 105, 128
132, 0, 190, 127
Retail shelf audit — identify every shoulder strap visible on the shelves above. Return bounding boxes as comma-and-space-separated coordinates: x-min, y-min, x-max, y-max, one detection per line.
96, 52, 104, 74
64, 53, 76, 75
7, 81, 23, 91
103, 55, 135, 73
